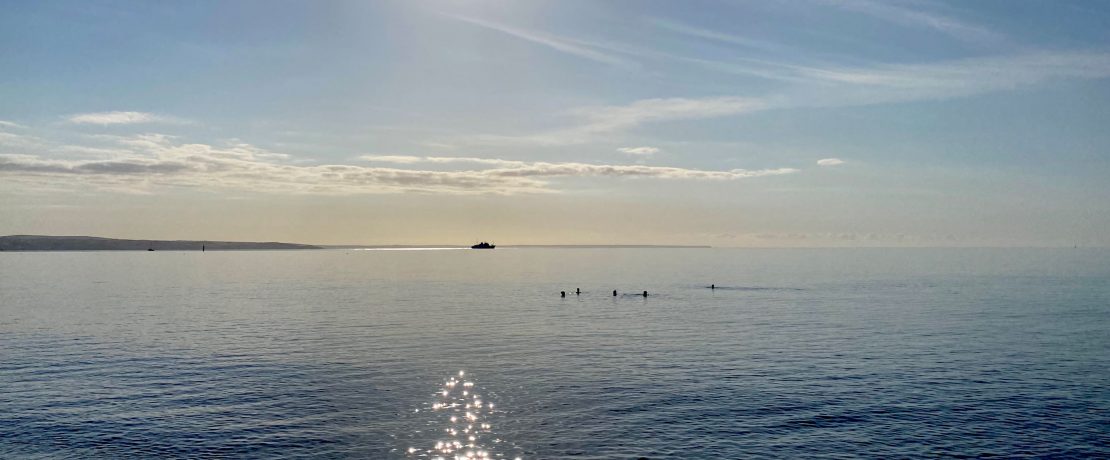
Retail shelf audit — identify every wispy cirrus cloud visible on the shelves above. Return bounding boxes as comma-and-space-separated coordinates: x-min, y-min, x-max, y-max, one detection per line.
356, 155, 425, 164
0, 120, 27, 130
464, 50, 1110, 147
617, 146, 660, 156
494, 162, 796, 180
650, 18, 792, 54
572, 97, 765, 133
66, 111, 186, 125
0, 128, 46, 149
464, 96, 766, 147
788, 51, 1110, 107
434, 12, 1103, 152
817, 158, 845, 166
445, 14, 628, 66
818, 0, 1004, 44
359, 155, 526, 168
1, 132, 798, 195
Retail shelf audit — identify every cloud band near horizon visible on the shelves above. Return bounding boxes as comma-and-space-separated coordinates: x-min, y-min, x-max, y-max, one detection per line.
0, 135, 799, 195
66, 111, 184, 125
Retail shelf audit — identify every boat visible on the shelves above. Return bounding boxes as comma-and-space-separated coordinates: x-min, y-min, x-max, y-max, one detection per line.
471, 242, 495, 249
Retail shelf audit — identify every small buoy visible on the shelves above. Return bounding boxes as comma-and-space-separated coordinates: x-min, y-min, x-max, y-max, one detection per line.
560, 291, 566, 298
612, 290, 617, 296
642, 291, 648, 297
711, 284, 715, 289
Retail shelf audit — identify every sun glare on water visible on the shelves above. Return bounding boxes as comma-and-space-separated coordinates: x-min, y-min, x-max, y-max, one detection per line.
405, 371, 522, 460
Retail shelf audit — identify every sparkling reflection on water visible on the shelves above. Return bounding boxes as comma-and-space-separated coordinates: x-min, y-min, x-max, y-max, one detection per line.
1, 248, 1109, 458
400, 371, 523, 460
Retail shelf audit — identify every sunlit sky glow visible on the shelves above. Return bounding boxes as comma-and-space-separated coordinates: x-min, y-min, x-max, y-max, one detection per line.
2, 0, 1109, 246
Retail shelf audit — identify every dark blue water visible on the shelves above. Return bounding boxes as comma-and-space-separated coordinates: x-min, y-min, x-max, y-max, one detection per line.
2, 248, 1108, 458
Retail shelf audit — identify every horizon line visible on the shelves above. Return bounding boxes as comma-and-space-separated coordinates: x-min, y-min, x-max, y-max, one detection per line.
1, 235, 1106, 250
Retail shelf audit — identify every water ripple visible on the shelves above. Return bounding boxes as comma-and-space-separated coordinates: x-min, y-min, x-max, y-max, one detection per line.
1, 249, 1108, 458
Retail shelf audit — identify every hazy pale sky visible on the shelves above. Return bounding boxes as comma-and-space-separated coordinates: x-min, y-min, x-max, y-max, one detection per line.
2, 0, 1109, 246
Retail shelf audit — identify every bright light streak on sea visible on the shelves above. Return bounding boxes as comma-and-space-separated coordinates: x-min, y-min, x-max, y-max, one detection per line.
1, 248, 1108, 458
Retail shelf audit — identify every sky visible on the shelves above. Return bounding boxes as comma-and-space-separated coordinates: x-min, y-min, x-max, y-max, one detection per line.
2, 0, 1109, 246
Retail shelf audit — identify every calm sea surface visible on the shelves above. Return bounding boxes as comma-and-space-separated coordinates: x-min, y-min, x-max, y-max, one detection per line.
1, 248, 1108, 459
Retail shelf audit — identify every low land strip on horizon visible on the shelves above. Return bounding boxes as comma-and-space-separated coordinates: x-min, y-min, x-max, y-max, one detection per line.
0, 235, 320, 251
0, 235, 712, 251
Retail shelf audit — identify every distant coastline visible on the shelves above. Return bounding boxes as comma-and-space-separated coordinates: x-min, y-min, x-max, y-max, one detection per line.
0, 236, 713, 251
0, 235, 320, 251
324, 244, 712, 249
504, 244, 711, 249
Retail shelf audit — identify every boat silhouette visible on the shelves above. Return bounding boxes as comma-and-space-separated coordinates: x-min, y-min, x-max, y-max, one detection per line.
471, 242, 495, 249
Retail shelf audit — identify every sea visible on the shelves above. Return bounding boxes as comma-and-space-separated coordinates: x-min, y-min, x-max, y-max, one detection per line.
1, 248, 1108, 459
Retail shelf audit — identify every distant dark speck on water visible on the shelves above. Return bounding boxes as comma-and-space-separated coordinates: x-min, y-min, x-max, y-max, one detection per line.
1, 248, 1106, 459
